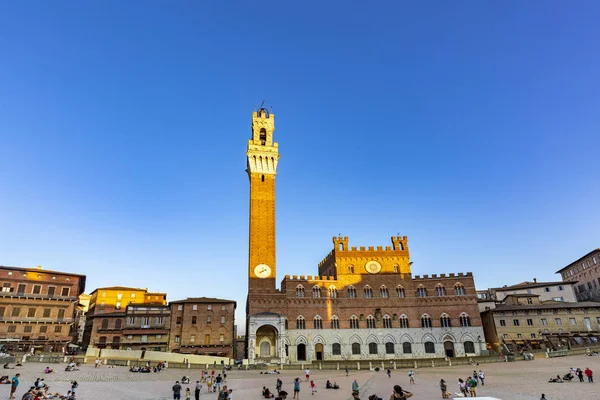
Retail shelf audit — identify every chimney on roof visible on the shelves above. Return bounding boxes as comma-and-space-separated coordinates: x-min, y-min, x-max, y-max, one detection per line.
533, 278, 537, 283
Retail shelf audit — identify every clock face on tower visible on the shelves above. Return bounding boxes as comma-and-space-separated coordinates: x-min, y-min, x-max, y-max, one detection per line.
365, 260, 382, 274
254, 264, 272, 279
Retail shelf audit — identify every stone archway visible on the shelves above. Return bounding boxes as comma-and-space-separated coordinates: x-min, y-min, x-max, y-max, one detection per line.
444, 341, 455, 358
315, 343, 324, 361
256, 325, 278, 361
297, 343, 307, 361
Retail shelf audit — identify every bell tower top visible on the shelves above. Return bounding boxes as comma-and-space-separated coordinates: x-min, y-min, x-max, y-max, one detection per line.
250, 107, 276, 147
247, 106, 279, 176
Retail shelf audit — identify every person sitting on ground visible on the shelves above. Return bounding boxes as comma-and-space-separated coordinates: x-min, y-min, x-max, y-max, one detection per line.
333, 382, 339, 389
3, 363, 13, 369
44, 367, 53, 374
278, 390, 288, 400
548, 375, 563, 383
182, 376, 190, 384
369, 395, 383, 400
262, 387, 275, 398
563, 372, 574, 381
326, 380, 332, 389
0, 376, 9, 384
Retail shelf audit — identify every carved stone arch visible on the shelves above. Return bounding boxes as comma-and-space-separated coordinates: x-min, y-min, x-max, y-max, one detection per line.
348, 334, 363, 345
312, 335, 326, 345
421, 333, 437, 343
365, 334, 379, 344
331, 335, 342, 344
399, 333, 413, 344
400, 313, 409, 319
283, 337, 291, 346
441, 333, 457, 342
383, 334, 396, 344
460, 332, 476, 342
295, 335, 308, 345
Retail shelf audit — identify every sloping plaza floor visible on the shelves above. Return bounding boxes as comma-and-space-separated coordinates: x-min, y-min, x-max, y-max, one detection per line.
4, 354, 599, 400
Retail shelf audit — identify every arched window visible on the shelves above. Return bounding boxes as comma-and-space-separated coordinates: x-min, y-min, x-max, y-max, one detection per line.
366, 315, 375, 329
399, 315, 409, 328
402, 342, 412, 354
435, 285, 446, 297
332, 343, 341, 355
396, 286, 405, 298
417, 286, 427, 297
331, 315, 339, 329
296, 315, 305, 329
112, 336, 120, 344
364, 285, 373, 298
464, 341, 475, 353
385, 342, 395, 354
349, 315, 359, 329
440, 314, 452, 328
329, 286, 337, 299
312, 286, 321, 298
348, 286, 357, 299
295, 285, 305, 298
348, 265, 354, 273
259, 128, 267, 145
351, 342, 361, 355
368, 342, 378, 354
313, 315, 323, 329
393, 265, 399, 273
99, 336, 107, 345
424, 341, 435, 353
114, 319, 122, 329
459, 313, 471, 327
383, 315, 392, 328
380, 285, 389, 298
101, 319, 108, 329
421, 314, 432, 328
454, 284, 466, 296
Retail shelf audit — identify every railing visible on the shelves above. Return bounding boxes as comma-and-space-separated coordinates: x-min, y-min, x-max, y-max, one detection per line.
0, 292, 77, 301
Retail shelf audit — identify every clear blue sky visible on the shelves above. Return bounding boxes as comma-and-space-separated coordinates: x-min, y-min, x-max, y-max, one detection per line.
1, 1, 599, 332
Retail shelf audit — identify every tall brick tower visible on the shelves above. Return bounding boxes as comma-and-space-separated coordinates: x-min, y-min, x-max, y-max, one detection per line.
246, 107, 279, 296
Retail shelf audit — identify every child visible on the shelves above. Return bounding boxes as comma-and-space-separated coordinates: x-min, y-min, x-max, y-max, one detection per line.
207, 378, 213, 393
310, 381, 316, 395
186, 387, 191, 399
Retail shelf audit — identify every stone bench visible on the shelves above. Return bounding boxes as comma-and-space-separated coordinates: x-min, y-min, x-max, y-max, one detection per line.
548, 349, 569, 358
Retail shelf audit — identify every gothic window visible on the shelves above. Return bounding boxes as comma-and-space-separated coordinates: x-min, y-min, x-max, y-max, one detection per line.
331, 315, 340, 329
396, 286, 406, 298
424, 341, 436, 353
313, 315, 323, 329
399, 315, 409, 328
368, 342, 378, 354
332, 343, 341, 355
385, 342, 395, 354
348, 265, 354, 273
348, 286, 357, 299
351, 342, 361, 355
349, 315, 359, 329
312, 286, 322, 298
393, 265, 399, 273
402, 342, 412, 353
366, 315, 375, 329
364, 285, 373, 299
329, 286, 337, 299
440, 314, 451, 328
417, 286, 428, 297
380, 285, 389, 298
296, 315, 305, 329
435, 285, 446, 296
383, 315, 392, 328
464, 341, 475, 353
459, 313, 472, 327
295, 285, 305, 298
421, 314, 432, 328
454, 284, 466, 296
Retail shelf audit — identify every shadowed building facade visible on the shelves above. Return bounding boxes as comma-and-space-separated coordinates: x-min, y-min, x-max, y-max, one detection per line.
244, 109, 485, 364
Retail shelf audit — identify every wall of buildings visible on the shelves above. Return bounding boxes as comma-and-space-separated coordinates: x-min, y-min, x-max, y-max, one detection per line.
557, 249, 600, 302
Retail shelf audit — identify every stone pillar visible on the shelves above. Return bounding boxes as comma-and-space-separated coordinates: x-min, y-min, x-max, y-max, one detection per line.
336, 363, 339, 370
393, 361, 396, 370
357, 362, 360, 370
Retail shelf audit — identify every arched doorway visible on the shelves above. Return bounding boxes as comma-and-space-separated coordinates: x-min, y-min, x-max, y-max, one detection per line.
444, 341, 455, 357
297, 343, 306, 361
256, 325, 278, 360
315, 343, 323, 361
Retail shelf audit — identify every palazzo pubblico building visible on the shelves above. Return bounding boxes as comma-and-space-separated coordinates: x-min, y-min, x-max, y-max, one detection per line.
245, 108, 485, 364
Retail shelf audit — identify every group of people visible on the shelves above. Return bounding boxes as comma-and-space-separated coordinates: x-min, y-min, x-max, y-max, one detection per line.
549, 367, 593, 383
172, 379, 231, 400
9, 375, 78, 400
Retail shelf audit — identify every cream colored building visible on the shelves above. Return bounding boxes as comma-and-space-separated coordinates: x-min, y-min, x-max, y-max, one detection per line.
556, 248, 600, 302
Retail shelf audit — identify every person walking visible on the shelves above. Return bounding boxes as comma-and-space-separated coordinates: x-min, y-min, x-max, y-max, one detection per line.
468, 376, 477, 397
390, 384, 412, 400
585, 367, 593, 383
195, 380, 202, 400
352, 379, 359, 393
577, 368, 584, 382
293, 378, 301, 399
345, 367, 349, 377
185, 387, 191, 400
387, 369, 391, 378
439, 379, 448, 399
478, 370, 485, 386
408, 371, 415, 385
173, 380, 183, 400
276, 378, 282, 394
10, 373, 19, 400
310, 381, 317, 395
305, 369, 310, 382
540, 395, 547, 400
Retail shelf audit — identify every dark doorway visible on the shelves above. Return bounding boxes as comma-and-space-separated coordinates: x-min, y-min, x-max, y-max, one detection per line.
297, 343, 306, 361
315, 343, 323, 361
444, 341, 455, 357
